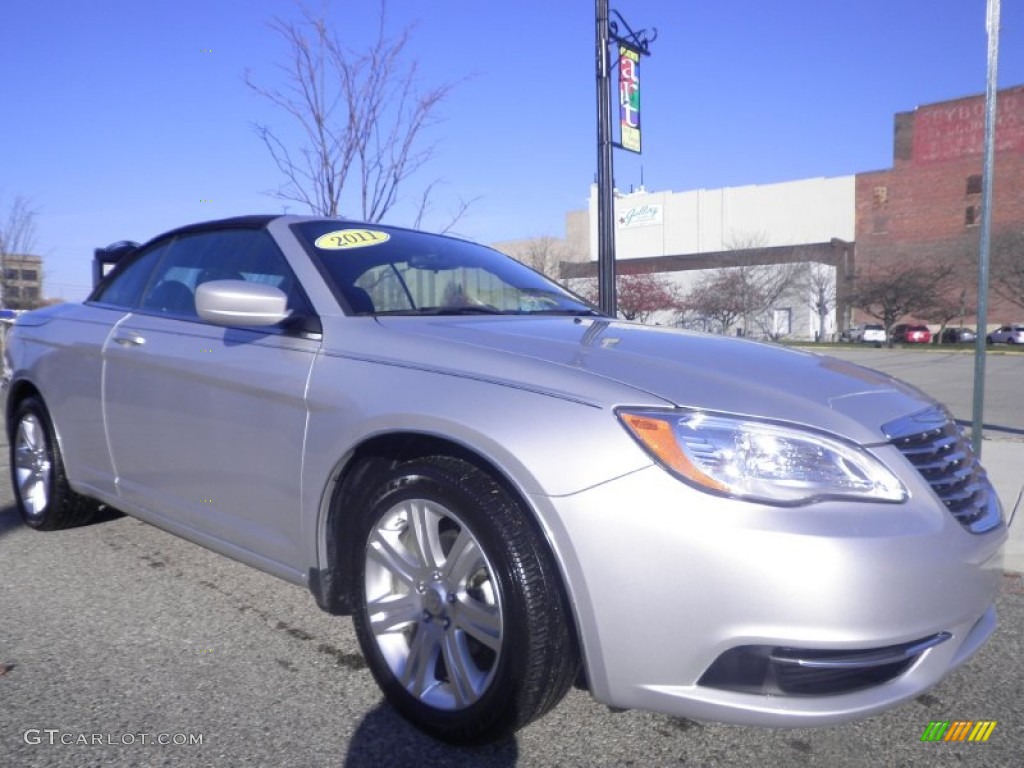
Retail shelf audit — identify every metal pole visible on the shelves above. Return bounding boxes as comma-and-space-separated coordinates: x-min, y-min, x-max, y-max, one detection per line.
971, 0, 1001, 458
595, 0, 617, 316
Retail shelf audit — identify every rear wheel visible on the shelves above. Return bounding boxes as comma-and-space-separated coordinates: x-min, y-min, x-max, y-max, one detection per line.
351, 456, 577, 744
10, 397, 97, 530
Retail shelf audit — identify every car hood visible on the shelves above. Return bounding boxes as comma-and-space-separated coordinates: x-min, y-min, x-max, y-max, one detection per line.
337, 316, 936, 444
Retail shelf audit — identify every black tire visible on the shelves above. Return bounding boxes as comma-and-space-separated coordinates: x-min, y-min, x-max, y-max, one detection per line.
9, 396, 97, 530
351, 456, 578, 744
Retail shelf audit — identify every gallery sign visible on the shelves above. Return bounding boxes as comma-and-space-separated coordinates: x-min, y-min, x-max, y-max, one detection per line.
617, 204, 661, 228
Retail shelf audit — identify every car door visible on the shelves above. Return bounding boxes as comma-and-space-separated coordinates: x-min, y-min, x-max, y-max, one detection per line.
101, 227, 320, 573
58, 241, 174, 498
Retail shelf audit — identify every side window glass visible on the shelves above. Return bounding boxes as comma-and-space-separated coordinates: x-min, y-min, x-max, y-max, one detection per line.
138, 228, 313, 322
91, 243, 169, 309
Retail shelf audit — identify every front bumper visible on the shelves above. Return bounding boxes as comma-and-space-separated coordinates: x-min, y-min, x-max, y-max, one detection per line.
533, 458, 1005, 726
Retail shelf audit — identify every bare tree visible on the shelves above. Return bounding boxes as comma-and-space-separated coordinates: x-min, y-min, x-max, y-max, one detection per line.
245, 1, 469, 227
797, 262, 837, 342
920, 286, 973, 344
499, 236, 569, 281
0, 195, 39, 309
719, 231, 805, 339
748, 262, 805, 340
681, 269, 746, 334
681, 260, 803, 340
850, 261, 955, 342
721, 232, 767, 334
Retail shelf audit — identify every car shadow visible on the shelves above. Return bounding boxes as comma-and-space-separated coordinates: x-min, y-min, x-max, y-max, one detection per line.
0, 504, 21, 539
341, 702, 519, 768
0, 503, 125, 540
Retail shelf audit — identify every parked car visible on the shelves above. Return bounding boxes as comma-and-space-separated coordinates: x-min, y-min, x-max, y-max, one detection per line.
986, 324, 1024, 344
890, 323, 932, 344
3, 216, 1006, 744
939, 326, 977, 344
847, 323, 887, 344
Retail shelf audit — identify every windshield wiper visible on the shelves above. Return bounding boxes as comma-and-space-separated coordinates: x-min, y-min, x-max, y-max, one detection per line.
373, 306, 507, 316
373, 306, 605, 317
420, 306, 507, 315
517, 308, 605, 317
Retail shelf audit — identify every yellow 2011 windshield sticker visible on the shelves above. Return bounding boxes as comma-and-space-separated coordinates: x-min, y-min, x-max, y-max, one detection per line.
314, 229, 390, 250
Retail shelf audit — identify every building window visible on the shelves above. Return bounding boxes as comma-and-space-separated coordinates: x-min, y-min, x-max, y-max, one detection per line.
5, 286, 20, 299
872, 186, 888, 206
3, 268, 17, 281
772, 308, 792, 337
25, 287, 39, 300
21, 269, 37, 281
966, 174, 982, 195
966, 205, 981, 227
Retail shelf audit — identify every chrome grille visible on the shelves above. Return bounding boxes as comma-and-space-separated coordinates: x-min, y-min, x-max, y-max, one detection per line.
884, 407, 1002, 534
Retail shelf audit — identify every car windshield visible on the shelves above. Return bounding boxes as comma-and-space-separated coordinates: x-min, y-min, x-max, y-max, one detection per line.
292, 221, 599, 317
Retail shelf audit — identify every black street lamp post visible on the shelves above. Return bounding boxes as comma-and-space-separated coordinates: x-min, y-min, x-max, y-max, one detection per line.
594, 1, 655, 317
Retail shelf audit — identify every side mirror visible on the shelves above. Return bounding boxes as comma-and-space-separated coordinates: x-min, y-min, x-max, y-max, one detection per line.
195, 280, 290, 327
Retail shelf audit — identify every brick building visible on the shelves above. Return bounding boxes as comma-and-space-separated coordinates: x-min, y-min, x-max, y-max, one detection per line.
855, 85, 1024, 323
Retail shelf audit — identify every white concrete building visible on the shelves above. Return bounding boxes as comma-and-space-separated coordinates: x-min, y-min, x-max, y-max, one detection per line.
577, 176, 855, 260
557, 177, 854, 340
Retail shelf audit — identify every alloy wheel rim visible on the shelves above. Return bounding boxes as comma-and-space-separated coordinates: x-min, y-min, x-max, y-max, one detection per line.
14, 414, 51, 517
364, 498, 504, 710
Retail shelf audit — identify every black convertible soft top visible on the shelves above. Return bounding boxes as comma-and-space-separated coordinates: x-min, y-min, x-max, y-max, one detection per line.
92, 241, 139, 288
90, 215, 280, 288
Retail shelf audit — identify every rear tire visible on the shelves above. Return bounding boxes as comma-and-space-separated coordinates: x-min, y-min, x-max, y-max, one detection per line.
351, 456, 577, 744
9, 396, 97, 530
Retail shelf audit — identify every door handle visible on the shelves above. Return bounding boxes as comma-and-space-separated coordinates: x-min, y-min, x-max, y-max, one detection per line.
112, 332, 146, 347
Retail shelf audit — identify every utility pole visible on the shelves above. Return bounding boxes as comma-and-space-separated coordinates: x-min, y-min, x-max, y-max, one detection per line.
971, 0, 1001, 458
594, 2, 655, 317
595, 1, 615, 315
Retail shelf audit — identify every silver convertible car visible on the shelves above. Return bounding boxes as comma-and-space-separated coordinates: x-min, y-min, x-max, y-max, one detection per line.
3, 216, 1006, 744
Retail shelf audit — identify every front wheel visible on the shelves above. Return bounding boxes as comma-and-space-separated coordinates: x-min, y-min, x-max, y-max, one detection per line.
9, 396, 97, 530
351, 456, 577, 744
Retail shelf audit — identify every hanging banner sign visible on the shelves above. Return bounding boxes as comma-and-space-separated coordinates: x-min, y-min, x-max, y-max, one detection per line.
618, 45, 641, 153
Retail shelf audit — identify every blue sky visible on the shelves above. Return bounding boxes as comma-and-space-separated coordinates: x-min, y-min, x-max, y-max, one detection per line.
3, 0, 1022, 301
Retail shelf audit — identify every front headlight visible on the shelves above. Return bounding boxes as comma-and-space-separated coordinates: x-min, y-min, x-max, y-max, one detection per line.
618, 409, 907, 506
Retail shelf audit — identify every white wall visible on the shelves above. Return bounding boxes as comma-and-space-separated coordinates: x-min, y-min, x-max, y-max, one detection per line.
585, 176, 856, 260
